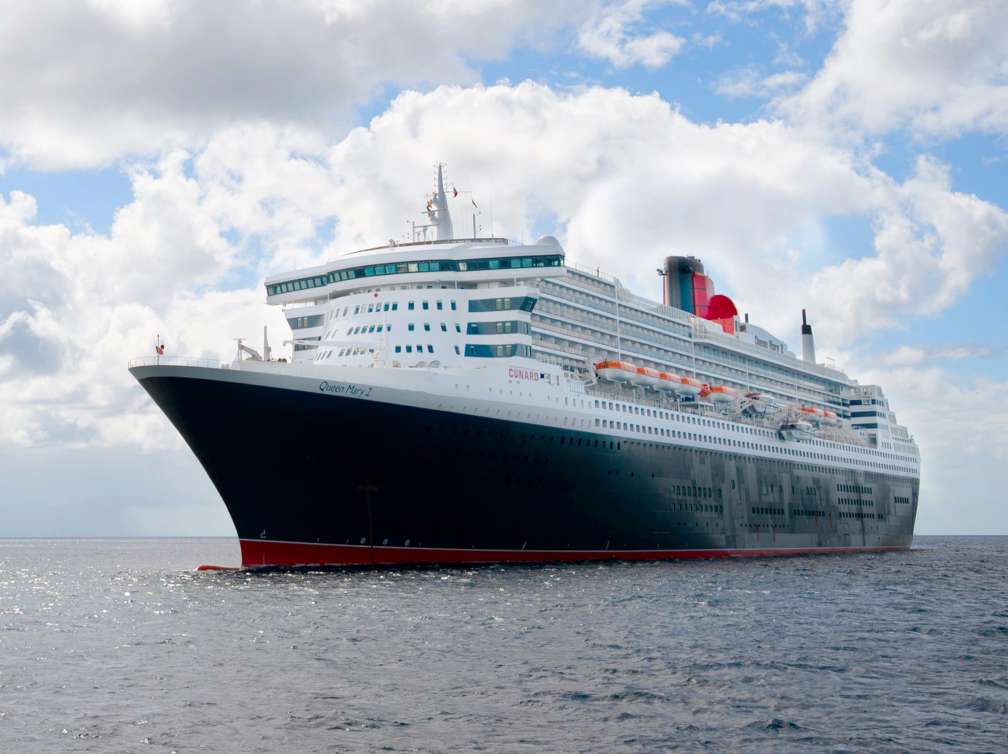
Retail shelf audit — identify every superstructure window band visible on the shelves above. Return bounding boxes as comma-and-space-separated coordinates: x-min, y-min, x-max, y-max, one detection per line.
266, 254, 563, 296
288, 315, 325, 329
465, 344, 533, 358
468, 297, 537, 313
466, 321, 531, 335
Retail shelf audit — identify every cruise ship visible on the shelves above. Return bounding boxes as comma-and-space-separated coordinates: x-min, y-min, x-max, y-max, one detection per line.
130, 167, 920, 567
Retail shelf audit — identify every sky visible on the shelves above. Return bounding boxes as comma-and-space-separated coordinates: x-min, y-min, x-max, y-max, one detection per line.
0, 0, 1006, 536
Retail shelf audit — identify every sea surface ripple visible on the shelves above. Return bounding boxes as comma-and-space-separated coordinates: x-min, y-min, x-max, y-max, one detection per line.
0, 536, 1005, 753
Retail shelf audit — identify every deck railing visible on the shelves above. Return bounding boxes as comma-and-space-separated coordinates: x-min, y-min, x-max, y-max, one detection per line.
127, 356, 230, 370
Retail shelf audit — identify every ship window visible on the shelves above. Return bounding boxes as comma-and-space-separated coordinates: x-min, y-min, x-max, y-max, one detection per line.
422, 301, 430, 310
408, 301, 415, 310
436, 300, 443, 310
465, 344, 532, 358
392, 303, 398, 311
424, 323, 431, 331
408, 323, 415, 331
383, 303, 390, 311
406, 345, 413, 353
440, 323, 447, 332
427, 345, 434, 353
451, 301, 457, 310
395, 345, 401, 353
454, 345, 460, 355
455, 324, 461, 333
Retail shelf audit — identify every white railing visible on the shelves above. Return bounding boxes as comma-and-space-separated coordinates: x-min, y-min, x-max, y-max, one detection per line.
566, 261, 619, 286
127, 356, 230, 370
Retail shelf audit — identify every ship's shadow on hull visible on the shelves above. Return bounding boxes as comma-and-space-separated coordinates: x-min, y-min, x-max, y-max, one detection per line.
135, 371, 917, 568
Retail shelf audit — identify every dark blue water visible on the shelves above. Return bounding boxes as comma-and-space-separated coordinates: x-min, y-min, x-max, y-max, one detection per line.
0, 537, 1005, 753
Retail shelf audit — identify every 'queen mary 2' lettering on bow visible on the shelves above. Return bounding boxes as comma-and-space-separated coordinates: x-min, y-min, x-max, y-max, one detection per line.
319, 381, 372, 398
508, 367, 543, 382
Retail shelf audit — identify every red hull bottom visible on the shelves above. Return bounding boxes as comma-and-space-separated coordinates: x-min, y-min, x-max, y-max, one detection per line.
238, 539, 908, 568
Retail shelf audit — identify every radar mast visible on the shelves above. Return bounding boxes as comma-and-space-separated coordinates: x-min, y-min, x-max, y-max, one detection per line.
432, 163, 453, 240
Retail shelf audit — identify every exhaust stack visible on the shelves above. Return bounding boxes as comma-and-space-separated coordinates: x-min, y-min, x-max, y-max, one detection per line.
801, 309, 816, 364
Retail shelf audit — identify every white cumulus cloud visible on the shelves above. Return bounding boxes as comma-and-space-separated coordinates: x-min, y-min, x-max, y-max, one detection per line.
0, 0, 583, 169
780, 0, 1008, 137
715, 67, 808, 98
577, 0, 688, 69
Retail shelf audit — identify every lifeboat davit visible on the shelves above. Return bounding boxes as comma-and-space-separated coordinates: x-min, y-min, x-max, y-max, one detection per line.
594, 360, 636, 382
633, 366, 661, 388
703, 384, 738, 405
656, 372, 679, 392
671, 375, 703, 397
778, 420, 816, 442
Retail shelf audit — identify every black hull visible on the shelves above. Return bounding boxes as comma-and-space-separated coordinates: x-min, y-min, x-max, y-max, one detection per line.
134, 371, 919, 566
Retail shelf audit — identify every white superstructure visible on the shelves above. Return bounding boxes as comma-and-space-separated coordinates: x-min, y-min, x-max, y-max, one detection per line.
256, 166, 919, 478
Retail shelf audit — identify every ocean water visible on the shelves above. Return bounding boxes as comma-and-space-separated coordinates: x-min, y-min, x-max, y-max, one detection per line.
0, 537, 1005, 753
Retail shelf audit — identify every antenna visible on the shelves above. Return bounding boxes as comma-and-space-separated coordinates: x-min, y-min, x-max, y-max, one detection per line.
433, 163, 454, 240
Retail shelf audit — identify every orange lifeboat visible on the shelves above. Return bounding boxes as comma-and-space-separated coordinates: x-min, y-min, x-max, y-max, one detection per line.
670, 375, 703, 397
632, 366, 661, 388
656, 372, 679, 392
799, 405, 841, 425
594, 360, 636, 382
